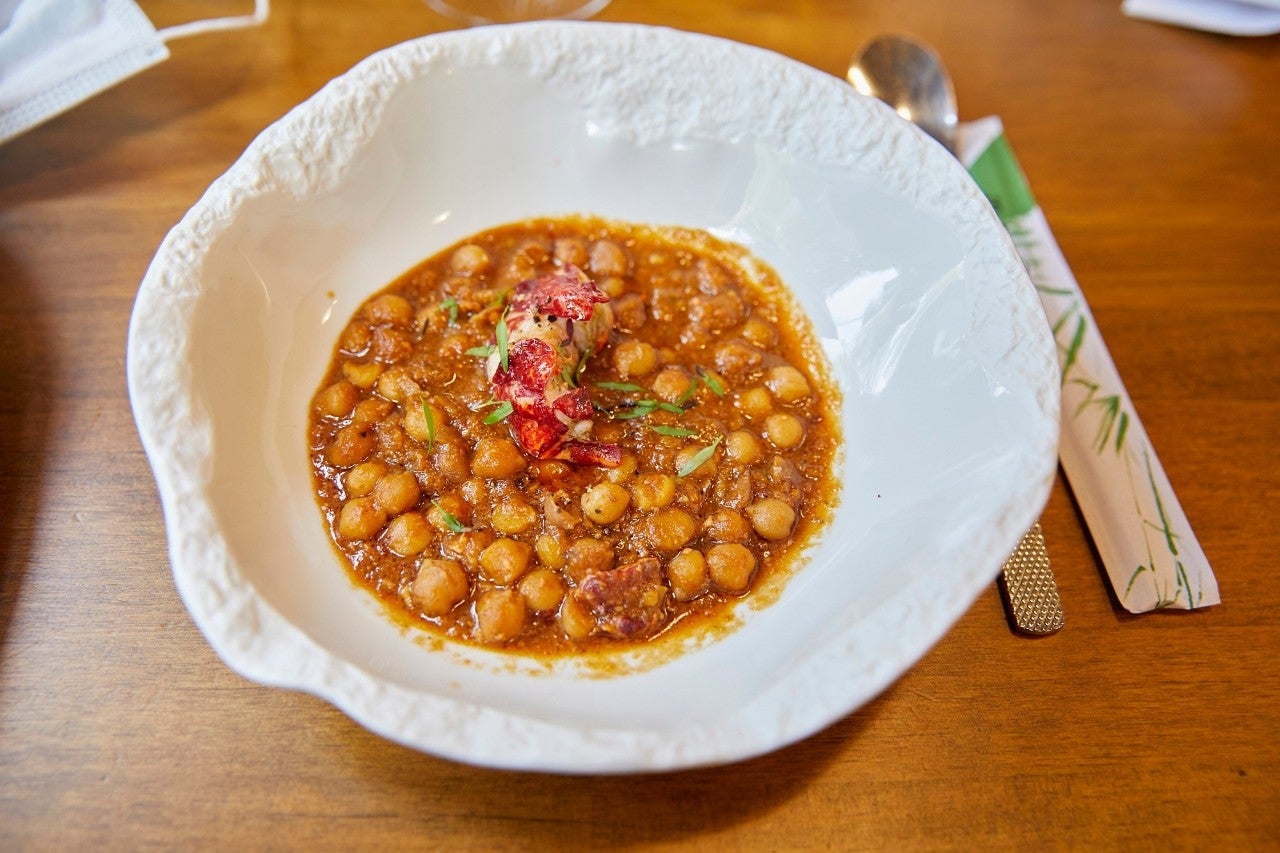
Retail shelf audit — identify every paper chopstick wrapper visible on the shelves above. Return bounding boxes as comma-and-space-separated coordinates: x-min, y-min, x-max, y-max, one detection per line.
959, 117, 1219, 613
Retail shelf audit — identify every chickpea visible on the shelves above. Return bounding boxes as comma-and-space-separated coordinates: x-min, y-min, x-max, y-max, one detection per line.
435, 441, 471, 484
631, 473, 676, 510
337, 497, 386, 540
667, 548, 708, 601
474, 589, 526, 644
315, 380, 359, 418
553, 236, 588, 267
746, 498, 796, 541
707, 543, 757, 593
674, 443, 718, 480
588, 239, 629, 278
427, 493, 472, 532
612, 339, 658, 378
478, 538, 533, 584
646, 508, 699, 552
350, 397, 392, 427
341, 360, 383, 390
372, 470, 421, 516
599, 276, 628, 298
471, 436, 526, 478
564, 537, 614, 581
409, 559, 468, 616
703, 509, 751, 543
374, 367, 419, 404
339, 322, 371, 355
651, 367, 695, 404
460, 477, 487, 507
491, 497, 538, 535
605, 453, 639, 484
325, 423, 375, 467
403, 397, 450, 446
763, 412, 806, 449
518, 569, 566, 613
611, 292, 648, 332
366, 294, 414, 327
441, 529, 493, 569
345, 460, 389, 497
595, 421, 625, 444
581, 482, 630, 526
765, 364, 812, 403
534, 533, 566, 570
725, 429, 762, 465
558, 594, 596, 640
737, 386, 773, 420
383, 511, 433, 557
740, 316, 777, 349
449, 243, 492, 276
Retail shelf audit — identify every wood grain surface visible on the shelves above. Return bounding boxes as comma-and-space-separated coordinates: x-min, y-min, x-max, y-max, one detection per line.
2, 0, 1277, 848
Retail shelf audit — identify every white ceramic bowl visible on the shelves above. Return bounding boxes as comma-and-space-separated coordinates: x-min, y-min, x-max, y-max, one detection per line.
128, 22, 1058, 773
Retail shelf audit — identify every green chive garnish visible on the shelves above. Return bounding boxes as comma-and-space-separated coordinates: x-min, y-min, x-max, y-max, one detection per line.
674, 379, 699, 408
650, 425, 698, 438
656, 401, 686, 415
465, 345, 495, 358
495, 309, 510, 372
697, 367, 726, 396
441, 297, 459, 325
483, 400, 514, 424
595, 381, 646, 393
614, 401, 658, 420
422, 400, 436, 454
677, 435, 723, 478
575, 343, 594, 380
431, 500, 466, 533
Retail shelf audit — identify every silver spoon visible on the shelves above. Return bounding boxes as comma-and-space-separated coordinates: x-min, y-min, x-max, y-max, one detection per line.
848, 34, 1064, 636
847, 35, 958, 154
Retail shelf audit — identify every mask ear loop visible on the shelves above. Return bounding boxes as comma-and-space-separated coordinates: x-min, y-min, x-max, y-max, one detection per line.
157, 0, 270, 42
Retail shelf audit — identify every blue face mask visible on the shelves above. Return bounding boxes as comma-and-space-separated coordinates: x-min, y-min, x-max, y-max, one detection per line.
0, 0, 269, 145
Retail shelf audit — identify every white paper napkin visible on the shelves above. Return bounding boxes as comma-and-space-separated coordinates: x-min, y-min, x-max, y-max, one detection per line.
1123, 0, 1280, 35
960, 117, 1220, 613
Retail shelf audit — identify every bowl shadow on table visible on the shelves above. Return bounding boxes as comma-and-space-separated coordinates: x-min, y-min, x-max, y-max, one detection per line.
337, 682, 900, 846
0, 249, 56, 653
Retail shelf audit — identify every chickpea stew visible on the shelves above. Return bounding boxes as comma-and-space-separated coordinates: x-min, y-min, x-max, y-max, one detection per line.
308, 217, 841, 653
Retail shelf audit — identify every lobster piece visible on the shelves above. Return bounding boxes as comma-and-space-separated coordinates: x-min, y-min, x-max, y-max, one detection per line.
485, 266, 621, 468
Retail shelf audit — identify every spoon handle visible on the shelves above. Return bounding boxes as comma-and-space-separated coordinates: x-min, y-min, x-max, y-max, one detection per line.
999, 523, 1063, 635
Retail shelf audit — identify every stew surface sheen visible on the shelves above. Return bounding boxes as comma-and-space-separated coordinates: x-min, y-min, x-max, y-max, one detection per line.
308, 217, 841, 654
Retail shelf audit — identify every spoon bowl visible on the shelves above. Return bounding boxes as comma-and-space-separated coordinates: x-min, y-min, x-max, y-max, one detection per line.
848, 35, 959, 153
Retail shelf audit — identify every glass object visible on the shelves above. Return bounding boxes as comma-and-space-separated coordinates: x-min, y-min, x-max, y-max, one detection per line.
425, 0, 610, 25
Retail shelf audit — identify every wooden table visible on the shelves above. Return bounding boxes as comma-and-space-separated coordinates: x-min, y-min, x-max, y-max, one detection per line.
3, 0, 1277, 847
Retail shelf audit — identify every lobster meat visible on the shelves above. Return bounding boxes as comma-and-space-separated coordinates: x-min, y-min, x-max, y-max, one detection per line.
485, 265, 622, 468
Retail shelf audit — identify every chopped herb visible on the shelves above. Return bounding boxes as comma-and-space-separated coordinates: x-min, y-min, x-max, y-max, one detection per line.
595, 381, 646, 393
697, 366, 726, 396
677, 435, 723, 478
431, 500, 467, 533
656, 401, 686, 415
487, 289, 511, 310
495, 308, 510, 372
483, 400, 514, 424
465, 345, 495, 358
561, 363, 577, 388
650, 425, 698, 438
575, 343, 594, 381
614, 401, 658, 420
421, 400, 436, 454
674, 378, 699, 408
440, 297, 459, 325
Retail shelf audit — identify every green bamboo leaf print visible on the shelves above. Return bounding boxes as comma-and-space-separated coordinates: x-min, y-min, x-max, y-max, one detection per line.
1060, 316, 1087, 386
